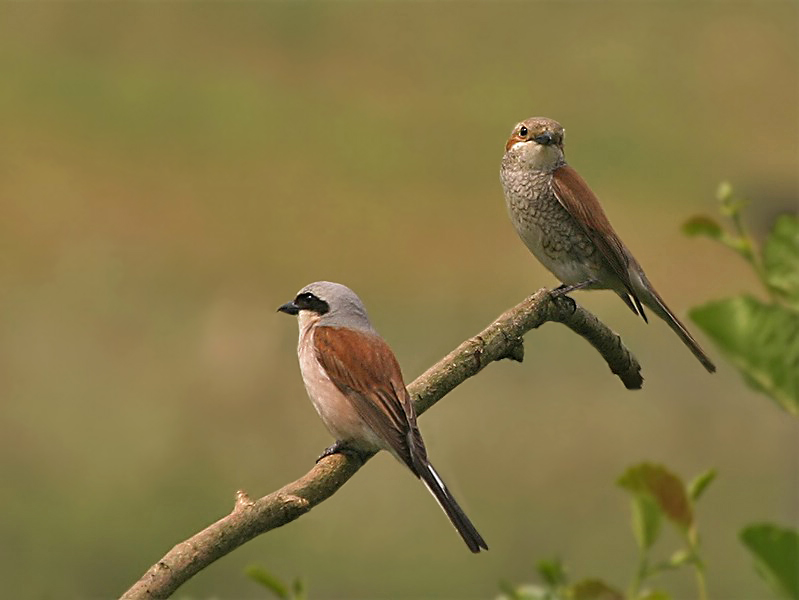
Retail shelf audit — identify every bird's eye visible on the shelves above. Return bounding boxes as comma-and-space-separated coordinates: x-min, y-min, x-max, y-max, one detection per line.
294, 292, 329, 315
295, 292, 316, 306
519, 125, 528, 137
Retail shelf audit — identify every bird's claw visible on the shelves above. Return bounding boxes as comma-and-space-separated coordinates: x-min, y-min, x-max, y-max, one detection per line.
550, 279, 596, 298
316, 441, 364, 463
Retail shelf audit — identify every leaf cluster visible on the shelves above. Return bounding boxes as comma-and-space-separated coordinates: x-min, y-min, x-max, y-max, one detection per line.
684, 182, 799, 414
498, 463, 798, 600
497, 463, 716, 600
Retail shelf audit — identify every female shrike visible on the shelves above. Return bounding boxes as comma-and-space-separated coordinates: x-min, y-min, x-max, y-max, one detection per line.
500, 116, 715, 373
278, 281, 487, 553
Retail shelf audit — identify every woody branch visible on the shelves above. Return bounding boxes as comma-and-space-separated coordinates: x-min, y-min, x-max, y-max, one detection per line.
119, 288, 642, 600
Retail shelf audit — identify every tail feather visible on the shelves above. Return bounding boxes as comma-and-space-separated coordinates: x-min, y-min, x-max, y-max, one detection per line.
634, 274, 716, 373
418, 462, 488, 553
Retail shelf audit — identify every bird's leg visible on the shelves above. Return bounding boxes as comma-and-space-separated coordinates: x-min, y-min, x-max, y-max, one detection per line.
316, 440, 366, 463
550, 279, 597, 298
549, 279, 597, 314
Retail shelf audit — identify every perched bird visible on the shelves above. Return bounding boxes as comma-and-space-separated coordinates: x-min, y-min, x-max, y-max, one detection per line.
278, 281, 488, 553
499, 117, 716, 373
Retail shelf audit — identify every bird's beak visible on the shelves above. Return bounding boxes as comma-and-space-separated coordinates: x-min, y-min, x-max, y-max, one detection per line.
277, 301, 300, 315
533, 132, 555, 146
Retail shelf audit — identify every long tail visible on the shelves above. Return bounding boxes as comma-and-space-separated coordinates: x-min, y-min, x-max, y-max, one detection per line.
632, 271, 716, 373
418, 461, 488, 553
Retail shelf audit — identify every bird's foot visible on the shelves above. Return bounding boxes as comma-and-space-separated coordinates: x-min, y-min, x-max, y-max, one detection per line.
550, 279, 597, 298
316, 441, 365, 463
549, 281, 596, 315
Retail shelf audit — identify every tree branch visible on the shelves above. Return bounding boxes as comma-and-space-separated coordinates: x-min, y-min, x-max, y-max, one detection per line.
119, 289, 642, 600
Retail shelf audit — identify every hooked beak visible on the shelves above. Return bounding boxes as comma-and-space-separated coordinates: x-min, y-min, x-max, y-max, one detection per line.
277, 301, 300, 315
533, 131, 556, 146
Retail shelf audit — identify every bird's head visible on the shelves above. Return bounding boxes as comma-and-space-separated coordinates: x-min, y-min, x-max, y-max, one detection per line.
278, 281, 373, 332
504, 117, 565, 170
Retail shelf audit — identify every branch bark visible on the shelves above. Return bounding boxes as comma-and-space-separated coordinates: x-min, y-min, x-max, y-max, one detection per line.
119, 289, 642, 600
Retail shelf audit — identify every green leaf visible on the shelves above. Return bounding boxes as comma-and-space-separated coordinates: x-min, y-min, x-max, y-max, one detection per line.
688, 468, 717, 502
570, 579, 624, 600
763, 214, 799, 309
618, 463, 693, 531
536, 557, 568, 587
690, 296, 799, 415
631, 494, 662, 550
740, 523, 799, 600
245, 565, 290, 599
682, 216, 723, 240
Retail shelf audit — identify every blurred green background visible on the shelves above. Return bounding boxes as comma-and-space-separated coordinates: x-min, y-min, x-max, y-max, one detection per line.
1, 3, 797, 599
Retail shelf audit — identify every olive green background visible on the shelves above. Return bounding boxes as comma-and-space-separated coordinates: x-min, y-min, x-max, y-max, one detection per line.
1, 3, 796, 599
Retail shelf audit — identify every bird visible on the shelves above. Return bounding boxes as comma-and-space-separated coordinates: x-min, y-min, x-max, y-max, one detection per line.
499, 116, 716, 373
278, 281, 488, 553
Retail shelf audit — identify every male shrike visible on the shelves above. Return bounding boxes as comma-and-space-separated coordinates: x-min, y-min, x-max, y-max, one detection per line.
500, 116, 715, 373
278, 281, 488, 553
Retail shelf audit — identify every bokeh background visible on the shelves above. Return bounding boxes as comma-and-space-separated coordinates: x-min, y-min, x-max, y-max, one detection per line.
1, 3, 797, 599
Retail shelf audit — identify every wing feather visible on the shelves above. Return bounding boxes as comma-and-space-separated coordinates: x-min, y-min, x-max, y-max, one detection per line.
312, 326, 427, 472
551, 165, 646, 318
